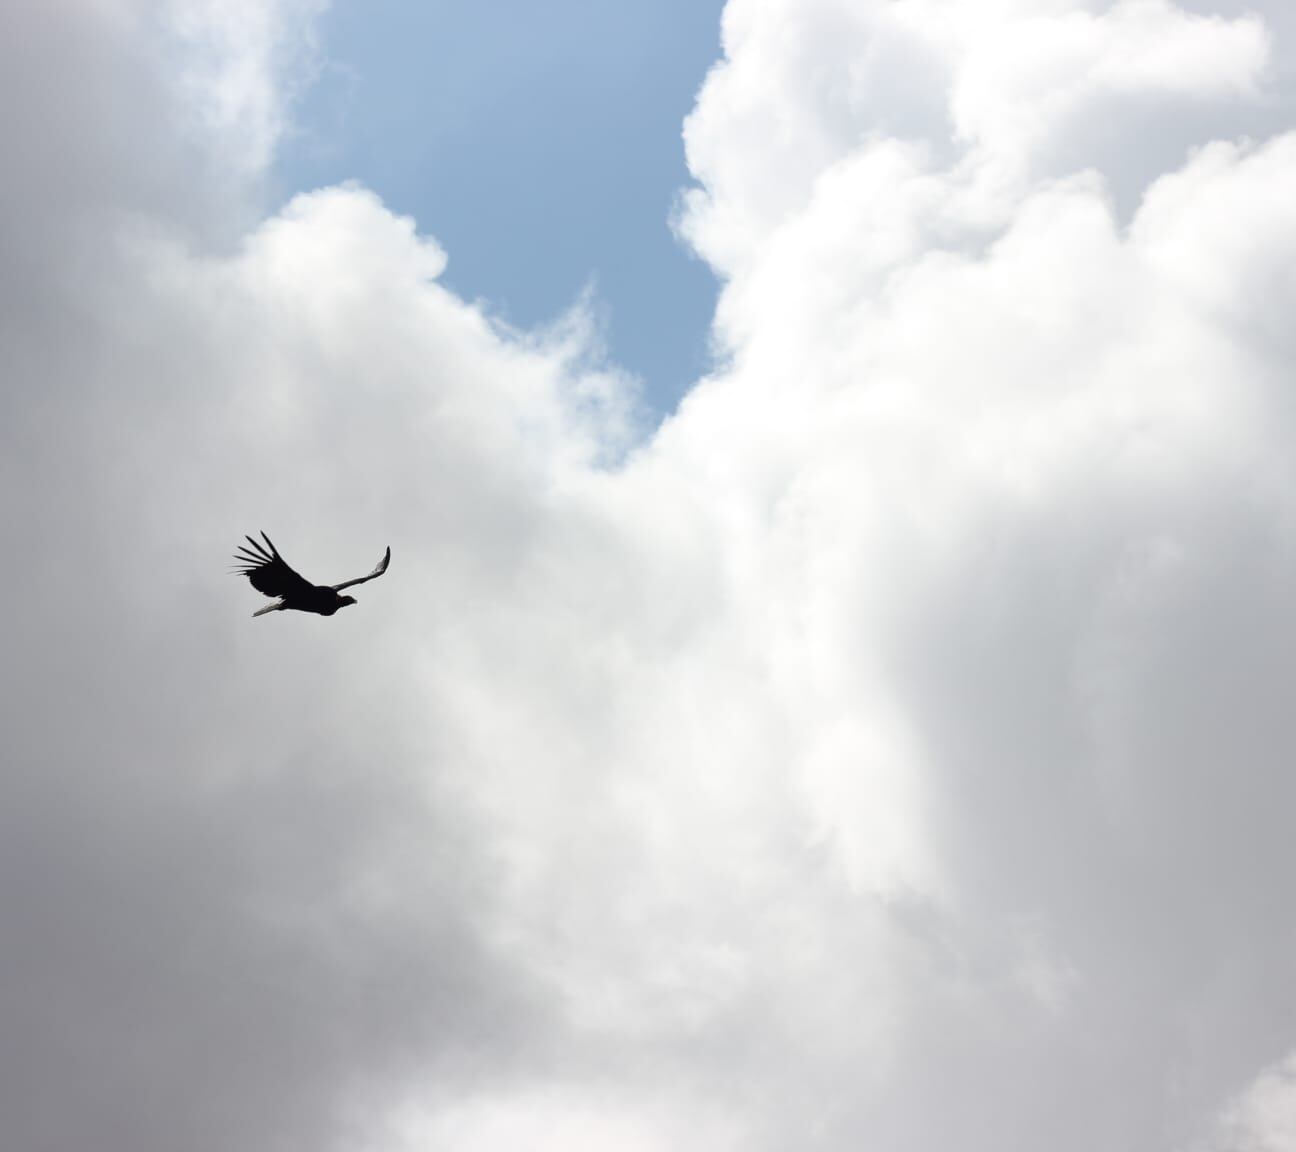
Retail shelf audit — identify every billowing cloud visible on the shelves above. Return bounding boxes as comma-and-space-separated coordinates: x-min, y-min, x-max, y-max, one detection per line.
1208, 1051, 1296, 1152
4, 1, 1296, 1151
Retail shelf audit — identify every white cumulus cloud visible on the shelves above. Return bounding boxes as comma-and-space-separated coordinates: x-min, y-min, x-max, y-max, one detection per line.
4, 2, 1296, 1151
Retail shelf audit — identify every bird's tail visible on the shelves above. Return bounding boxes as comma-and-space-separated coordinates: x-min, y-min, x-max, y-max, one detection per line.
252, 602, 284, 618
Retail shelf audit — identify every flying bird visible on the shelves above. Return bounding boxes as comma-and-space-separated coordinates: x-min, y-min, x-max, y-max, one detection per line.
232, 532, 391, 617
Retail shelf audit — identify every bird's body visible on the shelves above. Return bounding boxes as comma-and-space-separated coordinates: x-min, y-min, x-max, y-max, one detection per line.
256, 583, 351, 617
233, 533, 390, 617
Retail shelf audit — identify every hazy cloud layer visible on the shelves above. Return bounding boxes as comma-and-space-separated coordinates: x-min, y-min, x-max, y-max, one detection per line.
4, 1, 1296, 1150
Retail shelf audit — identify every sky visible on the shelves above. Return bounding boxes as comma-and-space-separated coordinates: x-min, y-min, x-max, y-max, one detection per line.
5, 2, 1296, 1151
275, 0, 725, 413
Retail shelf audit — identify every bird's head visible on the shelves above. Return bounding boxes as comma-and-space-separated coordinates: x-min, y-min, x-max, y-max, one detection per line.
338, 595, 358, 609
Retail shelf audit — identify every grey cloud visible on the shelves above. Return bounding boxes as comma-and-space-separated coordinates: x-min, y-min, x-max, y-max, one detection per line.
8, 2, 1296, 1152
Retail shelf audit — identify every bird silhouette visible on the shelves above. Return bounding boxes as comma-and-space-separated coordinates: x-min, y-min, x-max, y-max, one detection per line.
232, 532, 390, 617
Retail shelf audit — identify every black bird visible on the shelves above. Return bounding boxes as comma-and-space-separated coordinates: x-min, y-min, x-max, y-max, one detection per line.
233, 532, 391, 617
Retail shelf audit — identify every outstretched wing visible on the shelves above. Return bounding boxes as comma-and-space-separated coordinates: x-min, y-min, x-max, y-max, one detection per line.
331, 546, 391, 592
231, 532, 316, 600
